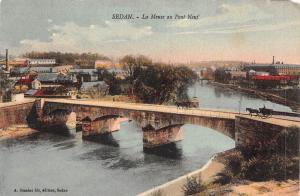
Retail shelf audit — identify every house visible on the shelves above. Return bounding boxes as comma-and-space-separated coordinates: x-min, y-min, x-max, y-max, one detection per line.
35, 73, 78, 91
14, 76, 34, 92
31, 79, 42, 90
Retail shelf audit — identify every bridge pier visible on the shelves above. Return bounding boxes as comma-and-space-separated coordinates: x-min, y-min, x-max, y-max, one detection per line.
143, 124, 183, 148
82, 117, 120, 138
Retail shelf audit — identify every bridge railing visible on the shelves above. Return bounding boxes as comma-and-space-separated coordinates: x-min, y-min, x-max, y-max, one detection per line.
45, 98, 238, 119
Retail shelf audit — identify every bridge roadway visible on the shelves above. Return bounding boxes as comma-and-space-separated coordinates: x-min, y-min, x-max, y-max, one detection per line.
44, 98, 300, 128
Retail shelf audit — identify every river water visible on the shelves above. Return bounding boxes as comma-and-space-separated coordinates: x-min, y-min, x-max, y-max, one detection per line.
0, 82, 291, 196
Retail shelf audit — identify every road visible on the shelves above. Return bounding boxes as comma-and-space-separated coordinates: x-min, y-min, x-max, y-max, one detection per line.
45, 98, 300, 128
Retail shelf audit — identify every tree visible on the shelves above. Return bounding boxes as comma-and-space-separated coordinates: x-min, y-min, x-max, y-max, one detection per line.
0, 69, 14, 101
122, 58, 198, 104
214, 68, 230, 83
120, 55, 152, 96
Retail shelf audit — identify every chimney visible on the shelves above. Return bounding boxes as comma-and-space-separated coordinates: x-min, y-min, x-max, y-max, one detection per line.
272, 56, 275, 64
5, 49, 8, 71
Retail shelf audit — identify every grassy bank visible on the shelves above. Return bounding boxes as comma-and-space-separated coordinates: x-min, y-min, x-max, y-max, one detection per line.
139, 126, 299, 196
179, 126, 299, 195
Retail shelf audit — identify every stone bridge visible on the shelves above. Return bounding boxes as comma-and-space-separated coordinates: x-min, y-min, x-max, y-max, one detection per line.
36, 98, 300, 149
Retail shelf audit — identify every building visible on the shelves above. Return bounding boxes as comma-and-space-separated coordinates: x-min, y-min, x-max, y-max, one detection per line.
29, 59, 56, 66
31, 79, 42, 90
95, 60, 113, 69
251, 75, 299, 88
10, 67, 52, 77
52, 65, 73, 74
228, 71, 247, 80
0, 58, 29, 68
243, 63, 300, 76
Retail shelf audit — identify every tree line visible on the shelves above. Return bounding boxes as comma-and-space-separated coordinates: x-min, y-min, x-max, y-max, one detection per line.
23, 51, 109, 66
98, 55, 198, 104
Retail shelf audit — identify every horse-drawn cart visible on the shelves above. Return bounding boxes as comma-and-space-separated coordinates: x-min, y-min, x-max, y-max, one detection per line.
175, 97, 199, 108
246, 106, 273, 118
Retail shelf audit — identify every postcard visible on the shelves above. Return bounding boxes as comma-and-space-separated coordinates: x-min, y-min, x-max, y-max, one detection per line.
0, 0, 299, 195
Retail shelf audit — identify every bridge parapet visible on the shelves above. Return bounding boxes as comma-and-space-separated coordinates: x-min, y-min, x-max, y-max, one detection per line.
35, 99, 300, 150
39, 99, 236, 148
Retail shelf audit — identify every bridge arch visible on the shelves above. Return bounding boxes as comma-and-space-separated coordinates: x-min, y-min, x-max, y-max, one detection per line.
41, 100, 236, 148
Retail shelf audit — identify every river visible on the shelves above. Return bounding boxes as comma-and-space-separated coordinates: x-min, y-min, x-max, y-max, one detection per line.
0, 82, 291, 196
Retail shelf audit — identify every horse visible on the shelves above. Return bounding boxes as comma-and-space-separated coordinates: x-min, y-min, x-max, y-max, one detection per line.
246, 108, 259, 116
259, 107, 273, 118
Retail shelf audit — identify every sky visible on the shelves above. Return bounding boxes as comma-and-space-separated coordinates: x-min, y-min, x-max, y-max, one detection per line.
0, 0, 299, 64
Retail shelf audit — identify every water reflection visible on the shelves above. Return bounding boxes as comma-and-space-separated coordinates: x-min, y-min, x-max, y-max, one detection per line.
79, 146, 120, 161
143, 142, 182, 160
83, 133, 120, 147
189, 81, 291, 112
43, 125, 76, 137
52, 140, 77, 150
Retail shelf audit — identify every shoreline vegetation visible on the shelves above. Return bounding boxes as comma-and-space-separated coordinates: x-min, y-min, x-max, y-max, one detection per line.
139, 126, 299, 196
209, 81, 300, 112
140, 149, 299, 196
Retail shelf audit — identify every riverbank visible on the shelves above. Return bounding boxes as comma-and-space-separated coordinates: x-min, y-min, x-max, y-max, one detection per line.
209, 81, 300, 112
0, 125, 39, 140
138, 150, 229, 196
138, 147, 299, 196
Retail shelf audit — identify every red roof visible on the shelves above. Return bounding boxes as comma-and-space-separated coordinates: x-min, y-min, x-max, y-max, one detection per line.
17, 78, 33, 84
34, 89, 44, 96
252, 75, 298, 81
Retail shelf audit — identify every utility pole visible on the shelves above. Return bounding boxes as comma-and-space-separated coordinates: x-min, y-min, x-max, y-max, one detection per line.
5, 49, 8, 71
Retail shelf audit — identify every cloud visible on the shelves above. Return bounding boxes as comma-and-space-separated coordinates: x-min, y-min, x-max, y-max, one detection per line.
17, 21, 153, 53
290, 0, 300, 4
170, 4, 269, 29
175, 21, 299, 35
170, 3, 299, 35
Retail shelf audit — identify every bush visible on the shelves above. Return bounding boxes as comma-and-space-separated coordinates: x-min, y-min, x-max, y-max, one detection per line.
182, 176, 205, 195
214, 170, 235, 185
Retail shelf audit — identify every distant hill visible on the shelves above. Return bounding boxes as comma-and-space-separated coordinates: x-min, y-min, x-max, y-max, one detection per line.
186, 61, 248, 69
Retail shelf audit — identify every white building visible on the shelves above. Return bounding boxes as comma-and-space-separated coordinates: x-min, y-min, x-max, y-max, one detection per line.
31, 79, 42, 90
29, 59, 56, 65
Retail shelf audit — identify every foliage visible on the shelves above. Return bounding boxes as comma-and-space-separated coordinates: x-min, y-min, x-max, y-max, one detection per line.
0, 69, 14, 101
214, 151, 243, 185
96, 68, 122, 95
23, 51, 109, 67
120, 55, 198, 104
214, 68, 230, 83
182, 176, 205, 195
215, 126, 300, 184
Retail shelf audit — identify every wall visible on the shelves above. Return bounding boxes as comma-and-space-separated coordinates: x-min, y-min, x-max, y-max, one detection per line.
42, 102, 236, 140
235, 116, 288, 148
0, 102, 36, 129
